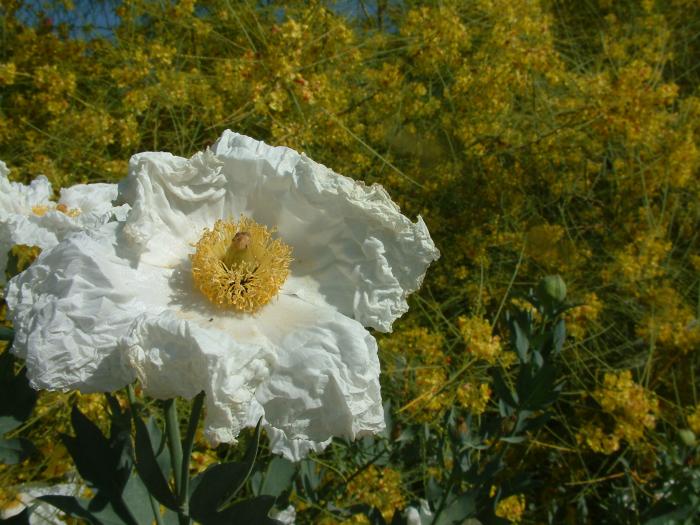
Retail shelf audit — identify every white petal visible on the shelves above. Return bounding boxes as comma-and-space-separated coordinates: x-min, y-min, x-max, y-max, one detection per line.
249, 295, 385, 456
59, 182, 131, 223
121, 310, 275, 445
118, 150, 228, 266
269, 505, 297, 525
5, 223, 151, 391
0, 167, 52, 217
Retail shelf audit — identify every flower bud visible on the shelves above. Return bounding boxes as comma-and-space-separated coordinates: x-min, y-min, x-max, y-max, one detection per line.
679, 428, 697, 447
538, 274, 567, 303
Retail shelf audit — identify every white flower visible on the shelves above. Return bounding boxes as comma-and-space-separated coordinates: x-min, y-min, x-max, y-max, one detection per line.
0, 160, 130, 284
0, 482, 82, 524
405, 499, 434, 525
7, 131, 439, 460
269, 505, 296, 525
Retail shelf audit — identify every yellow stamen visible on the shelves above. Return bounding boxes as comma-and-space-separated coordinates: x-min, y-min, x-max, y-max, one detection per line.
56, 203, 82, 217
191, 216, 292, 312
32, 205, 49, 216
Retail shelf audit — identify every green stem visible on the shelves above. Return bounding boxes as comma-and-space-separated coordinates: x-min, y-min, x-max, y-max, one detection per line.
180, 391, 205, 517
164, 399, 187, 525
149, 492, 165, 525
126, 385, 163, 525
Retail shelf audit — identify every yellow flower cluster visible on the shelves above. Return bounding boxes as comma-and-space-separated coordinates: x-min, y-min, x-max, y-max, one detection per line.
637, 285, 700, 354
594, 371, 659, 445
324, 466, 405, 525
458, 316, 502, 364
687, 405, 700, 436
456, 382, 492, 415
576, 421, 622, 455
495, 494, 526, 523
404, 367, 451, 423
565, 293, 603, 340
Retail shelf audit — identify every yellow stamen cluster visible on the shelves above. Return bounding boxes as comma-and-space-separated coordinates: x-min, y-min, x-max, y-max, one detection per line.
191, 217, 292, 312
31, 203, 81, 218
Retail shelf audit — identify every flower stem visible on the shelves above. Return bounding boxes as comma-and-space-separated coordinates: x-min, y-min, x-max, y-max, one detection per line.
126, 385, 163, 525
179, 391, 205, 519
164, 399, 188, 525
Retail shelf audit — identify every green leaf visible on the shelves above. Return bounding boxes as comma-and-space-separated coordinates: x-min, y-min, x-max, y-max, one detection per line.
0, 352, 37, 435
121, 474, 157, 525
551, 319, 566, 355
190, 419, 262, 522
516, 362, 560, 410
133, 416, 179, 510
37, 496, 99, 525
211, 496, 279, 525
0, 437, 34, 465
39, 494, 138, 525
0, 327, 14, 342
62, 406, 131, 497
435, 492, 476, 525
509, 315, 530, 363
499, 436, 526, 444
257, 457, 296, 497
298, 459, 322, 499
491, 370, 517, 411
0, 508, 30, 524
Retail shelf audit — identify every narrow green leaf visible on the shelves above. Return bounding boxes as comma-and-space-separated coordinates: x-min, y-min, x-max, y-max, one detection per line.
491, 370, 517, 410
551, 319, 566, 355
213, 496, 279, 525
510, 317, 529, 363
133, 416, 179, 510
37, 496, 98, 525
0, 508, 30, 524
122, 474, 158, 525
0, 327, 14, 341
62, 406, 129, 497
435, 492, 476, 525
0, 352, 37, 435
190, 420, 263, 521
258, 457, 296, 497
0, 437, 34, 465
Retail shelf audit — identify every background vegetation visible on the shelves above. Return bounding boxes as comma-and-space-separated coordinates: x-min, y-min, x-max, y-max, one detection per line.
1, 0, 700, 523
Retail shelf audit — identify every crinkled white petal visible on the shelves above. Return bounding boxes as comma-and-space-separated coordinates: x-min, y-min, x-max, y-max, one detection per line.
118, 131, 439, 331
121, 310, 275, 444
246, 295, 384, 456
8, 221, 384, 458
6, 224, 149, 391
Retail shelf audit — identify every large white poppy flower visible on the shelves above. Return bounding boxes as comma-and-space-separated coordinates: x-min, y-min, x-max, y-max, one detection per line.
0, 160, 130, 284
7, 131, 439, 460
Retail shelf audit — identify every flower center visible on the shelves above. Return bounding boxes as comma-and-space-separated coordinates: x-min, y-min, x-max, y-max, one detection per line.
191, 216, 292, 312
31, 204, 81, 217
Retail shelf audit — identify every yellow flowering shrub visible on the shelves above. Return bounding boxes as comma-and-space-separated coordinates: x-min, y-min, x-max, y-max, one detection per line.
1, 0, 700, 522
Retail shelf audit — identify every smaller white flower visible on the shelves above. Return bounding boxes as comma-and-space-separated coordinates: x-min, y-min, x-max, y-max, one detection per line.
269, 504, 296, 524
0, 160, 129, 284
0, 482, 81, 525
405, 499, 434, 525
